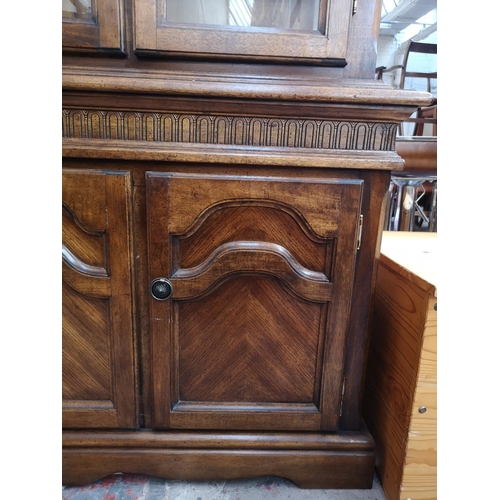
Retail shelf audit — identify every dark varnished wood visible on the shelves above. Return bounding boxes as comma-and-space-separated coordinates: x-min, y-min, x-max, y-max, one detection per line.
61, 70, 431, 107
62, 283, 111, 400
62, 169, 137, 428
61, 0, 432, 489
340, 169, 390, 430
171, 242, 334, 302
61, 0, 430, 104
62, 0, 125, 54
134, 0, 351, 65
60, 160, 398, 431
343, 0, 383, 79
148, 173, 347, 237
62, 139, 405, 170
63, 429, 375, 449
62, 91, 422, 122
146, 173, 362, 431
62, 429, 375, 488
62, 268, 111, 298
178, 205, 328, 271
176, 276, 323, 402
376, 41, 437, 135
64, 449, 375, 489
396, 137, 437, 176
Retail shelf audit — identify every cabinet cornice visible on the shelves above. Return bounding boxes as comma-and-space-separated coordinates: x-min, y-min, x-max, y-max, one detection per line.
62, 66, 433, 107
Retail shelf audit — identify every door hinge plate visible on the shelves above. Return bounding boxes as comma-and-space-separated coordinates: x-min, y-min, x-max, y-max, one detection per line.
357, 214, 363, 251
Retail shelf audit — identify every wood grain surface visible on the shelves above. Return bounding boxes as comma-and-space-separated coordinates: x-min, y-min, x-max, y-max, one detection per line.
363, 232, 437, 500
63, 0, 124, 53
62, 429, 376, 488
61, 0, 433, 488
62, 169, 137, 429
134, 0, 352, 64
146, 173, 362, 431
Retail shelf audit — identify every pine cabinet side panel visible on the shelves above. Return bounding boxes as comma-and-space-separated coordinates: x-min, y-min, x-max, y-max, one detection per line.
362, 259, 428, 500
400, 297, 437, 500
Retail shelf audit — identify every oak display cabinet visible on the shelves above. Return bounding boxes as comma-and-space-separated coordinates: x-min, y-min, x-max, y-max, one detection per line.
62, 0, 432, 489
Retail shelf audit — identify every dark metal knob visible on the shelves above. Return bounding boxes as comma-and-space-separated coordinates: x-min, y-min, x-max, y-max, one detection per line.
150, 278, 173, 301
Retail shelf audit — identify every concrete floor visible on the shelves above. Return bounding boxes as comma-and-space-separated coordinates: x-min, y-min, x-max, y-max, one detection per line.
62, 473, 387, 500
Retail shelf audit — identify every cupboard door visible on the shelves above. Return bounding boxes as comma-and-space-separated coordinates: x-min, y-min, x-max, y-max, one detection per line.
134, 0, 352, 65
62, 169, 136, 428
147, 173, 363, 431
62, 0, 124, 53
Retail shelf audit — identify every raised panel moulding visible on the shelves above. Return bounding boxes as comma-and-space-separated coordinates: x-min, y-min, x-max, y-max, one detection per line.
62, 109, 398, 151
170, 241, 334, 302
62, 244, 108, 277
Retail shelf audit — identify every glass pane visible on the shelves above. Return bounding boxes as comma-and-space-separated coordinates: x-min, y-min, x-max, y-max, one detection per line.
159, 0, 321, 31
62, 0, 93, 20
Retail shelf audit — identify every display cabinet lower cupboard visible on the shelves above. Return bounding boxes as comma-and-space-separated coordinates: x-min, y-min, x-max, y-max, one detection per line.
62, 0, 432, 489
62, 170, 136, 429
62, 162, 382, 488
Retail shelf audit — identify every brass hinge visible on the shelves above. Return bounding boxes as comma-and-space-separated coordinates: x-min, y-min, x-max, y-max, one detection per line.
357, 214, 364, 251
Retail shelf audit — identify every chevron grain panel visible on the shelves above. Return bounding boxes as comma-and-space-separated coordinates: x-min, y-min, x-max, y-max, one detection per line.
178, 205, 328, 272
63, 207, 107, 269
62, 169, 136, 429
178, 276, 322, 403
62, 282, 111, 400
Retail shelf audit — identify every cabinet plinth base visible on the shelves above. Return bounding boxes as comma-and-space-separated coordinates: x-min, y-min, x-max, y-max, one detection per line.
63, 429, 376, 489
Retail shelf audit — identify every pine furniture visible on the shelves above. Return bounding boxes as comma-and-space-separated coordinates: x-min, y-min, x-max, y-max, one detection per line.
363, 231, 437, 499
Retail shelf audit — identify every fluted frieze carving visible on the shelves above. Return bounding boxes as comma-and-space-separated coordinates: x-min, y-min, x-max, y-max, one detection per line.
62, 109, 397, 151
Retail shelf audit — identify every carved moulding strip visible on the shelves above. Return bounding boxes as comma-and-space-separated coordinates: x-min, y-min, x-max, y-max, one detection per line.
62, 245, 108, 277
171, 241, 333, 302
62, 109, 398, 151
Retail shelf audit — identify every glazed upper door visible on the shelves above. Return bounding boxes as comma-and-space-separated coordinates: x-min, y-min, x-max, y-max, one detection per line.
62, 169, 136, 428
134, 0, 352, 65
62, 0, 124, 53
147, 173, 363, 431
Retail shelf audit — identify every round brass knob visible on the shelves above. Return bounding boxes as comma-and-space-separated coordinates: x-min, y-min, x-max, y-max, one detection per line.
150, 278, 173, 301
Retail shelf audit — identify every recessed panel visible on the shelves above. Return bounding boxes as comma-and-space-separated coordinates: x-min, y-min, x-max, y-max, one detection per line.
178, 276, 323, 403
62, 207, 107, 269
147, 172, 363, 430
62, 283, 111, 400
178, 205, 329, 273
62, 169, 136, 428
